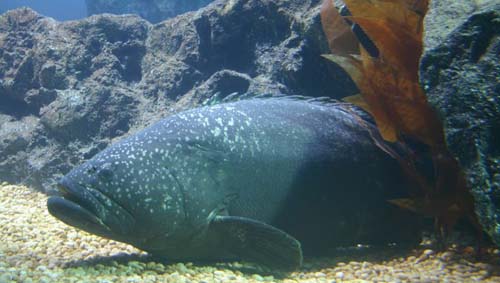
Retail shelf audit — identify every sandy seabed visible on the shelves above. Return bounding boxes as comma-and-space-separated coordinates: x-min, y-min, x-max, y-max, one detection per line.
0, 183, 499, 283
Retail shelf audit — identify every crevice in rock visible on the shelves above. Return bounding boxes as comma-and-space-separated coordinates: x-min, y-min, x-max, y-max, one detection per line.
487, 119, 500, 157
469, 12, 498, 63
112, 44, 145, 82
0, 94, 33, 118
209, 71, 250, 96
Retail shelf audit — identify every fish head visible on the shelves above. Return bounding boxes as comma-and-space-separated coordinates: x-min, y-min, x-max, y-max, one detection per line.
47, 144, 188, 248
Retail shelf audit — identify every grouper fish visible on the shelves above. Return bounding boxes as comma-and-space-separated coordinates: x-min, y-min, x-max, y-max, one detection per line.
47, 96, 417, 269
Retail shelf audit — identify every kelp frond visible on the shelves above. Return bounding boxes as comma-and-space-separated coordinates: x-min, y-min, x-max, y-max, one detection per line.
321, 0, 444, 147
320, 0, 483, 247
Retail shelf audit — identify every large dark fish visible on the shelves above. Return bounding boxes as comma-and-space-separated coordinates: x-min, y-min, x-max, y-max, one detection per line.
47, 96, 417, 269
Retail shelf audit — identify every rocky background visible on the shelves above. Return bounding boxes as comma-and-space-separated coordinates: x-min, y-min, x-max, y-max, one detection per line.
0, 0, 353, 193
85, 0, 214, 23
0, 0, 499, 244
421, 0, 500, 245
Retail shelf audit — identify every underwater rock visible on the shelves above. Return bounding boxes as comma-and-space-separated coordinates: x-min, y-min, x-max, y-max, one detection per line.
0, 8, 148, 190
0, 1, 353, 192
85, 0, 214, 23
421, 3, 500, 246
0, 115, 39, 184
423, 0, 494, 51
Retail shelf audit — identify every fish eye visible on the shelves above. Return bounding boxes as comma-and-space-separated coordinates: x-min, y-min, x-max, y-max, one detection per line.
98, 168, 113, 180
87, 165, 98, 174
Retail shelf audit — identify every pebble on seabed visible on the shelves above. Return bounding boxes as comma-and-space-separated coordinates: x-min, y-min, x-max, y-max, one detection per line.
1, 184, 499, 282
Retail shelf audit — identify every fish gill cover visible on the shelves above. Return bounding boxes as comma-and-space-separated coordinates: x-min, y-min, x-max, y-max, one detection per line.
320, 0, 483, 246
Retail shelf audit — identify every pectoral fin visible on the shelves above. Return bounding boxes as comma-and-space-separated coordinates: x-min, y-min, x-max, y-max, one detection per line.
210, 216, 303, 270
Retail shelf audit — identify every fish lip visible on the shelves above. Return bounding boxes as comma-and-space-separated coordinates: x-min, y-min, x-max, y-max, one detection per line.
47, 195, 112, 233
55, 179, 100, 217
50, 177, 136, 238
48, 179, 113, 236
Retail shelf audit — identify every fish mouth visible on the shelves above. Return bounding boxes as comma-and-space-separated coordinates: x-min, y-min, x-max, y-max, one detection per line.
47, 180, 115, 238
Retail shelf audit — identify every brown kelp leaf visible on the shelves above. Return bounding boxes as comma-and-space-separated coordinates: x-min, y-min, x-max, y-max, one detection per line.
363, 65, 444, 146
341, 0, 428, 81
342, 94, 372, 114
348, 16, 422, 79
387, 198, 427, 214
342, 0, 428, 33
320, 0, 360, 55
345, 46, 445, 147
320, 0, 483, 247
322, 54, 363, 85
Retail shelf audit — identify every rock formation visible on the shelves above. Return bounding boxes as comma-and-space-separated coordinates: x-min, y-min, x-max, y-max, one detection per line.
421, 1, 500, 246
0, 0, 353, 193
85, 0, 214, 23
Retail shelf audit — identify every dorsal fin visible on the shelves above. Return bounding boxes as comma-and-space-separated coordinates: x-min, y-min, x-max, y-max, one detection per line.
202, 92, 284, 106
202, 92, 344, 109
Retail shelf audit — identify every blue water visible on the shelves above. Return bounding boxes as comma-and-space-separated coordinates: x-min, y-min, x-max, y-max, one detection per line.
0, 0, 87, 21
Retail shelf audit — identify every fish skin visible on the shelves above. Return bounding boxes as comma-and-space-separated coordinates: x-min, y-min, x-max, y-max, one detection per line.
47, 97, 418, 268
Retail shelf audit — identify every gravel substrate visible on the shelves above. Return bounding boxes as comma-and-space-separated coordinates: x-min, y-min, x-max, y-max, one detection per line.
1, 183, 499, 283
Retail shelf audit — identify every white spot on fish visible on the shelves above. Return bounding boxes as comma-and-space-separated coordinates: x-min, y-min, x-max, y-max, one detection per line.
212, 127, 221, 137
215, 117, 223, 126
